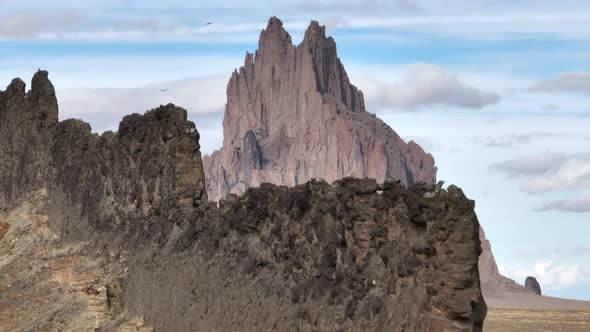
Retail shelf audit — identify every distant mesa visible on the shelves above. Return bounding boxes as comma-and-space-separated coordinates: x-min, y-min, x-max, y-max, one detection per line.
525, 276, 542, 295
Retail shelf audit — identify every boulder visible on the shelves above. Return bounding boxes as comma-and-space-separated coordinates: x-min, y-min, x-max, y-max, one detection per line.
525, 276, 542, 295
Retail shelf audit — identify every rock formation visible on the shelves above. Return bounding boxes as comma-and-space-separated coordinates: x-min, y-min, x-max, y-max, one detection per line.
479, 227, 528, 295
0, 70, 207, 247
0, 71, 486, 331
525, 277, 542, 295
203, 17, 436, 201
202, 16, 515, 303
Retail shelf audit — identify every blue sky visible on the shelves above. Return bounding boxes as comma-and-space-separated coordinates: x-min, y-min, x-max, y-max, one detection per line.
1, 0, 589, 300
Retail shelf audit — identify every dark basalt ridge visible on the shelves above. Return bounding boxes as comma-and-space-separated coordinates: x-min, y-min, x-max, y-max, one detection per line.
0, 72, 485, 330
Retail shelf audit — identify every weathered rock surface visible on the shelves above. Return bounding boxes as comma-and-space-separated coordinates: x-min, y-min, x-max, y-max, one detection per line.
203, 17, 436, 201
127, 179, 486, 331
525, 277, 542, 295
0, 71, 207, 245
0, 71, 485, 331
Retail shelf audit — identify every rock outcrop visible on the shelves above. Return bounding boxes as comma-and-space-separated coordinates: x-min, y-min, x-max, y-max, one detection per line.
0, 71, 486, 331
525, 277, 542, 295
0, 70, 207, 246
127, 179, 486, 331
203, 17, 436, 201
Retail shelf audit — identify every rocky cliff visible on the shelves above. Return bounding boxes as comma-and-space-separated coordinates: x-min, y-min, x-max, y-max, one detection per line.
478, 227, 528, 295
203, 17, 436, 201
0, 71, 486, 331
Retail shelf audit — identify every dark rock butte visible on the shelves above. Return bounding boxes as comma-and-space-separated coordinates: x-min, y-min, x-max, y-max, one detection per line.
0, 69, 486, 331
525, 276, 542, 295
203, 17, 437, 202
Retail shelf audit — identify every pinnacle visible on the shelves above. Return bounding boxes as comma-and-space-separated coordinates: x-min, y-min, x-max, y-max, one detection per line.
303, 20, 326, 42
6, 78, 26, 95
267, 16, 283, 29
258, 16, 293, 53
31, 69, 54, 94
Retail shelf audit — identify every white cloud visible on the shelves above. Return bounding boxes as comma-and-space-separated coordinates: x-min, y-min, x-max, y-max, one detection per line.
57, 76, 227, 133
298, 0, 417, 11
538, 192, 590, 213
491, 153, 590, 213
500, 261, 590, 290
528, 72, 590, 95
490, 153, 568, 177
359, 63, 500, 110
516, 245, 590, 259
1, 3, 589, 42
525, 157, 590, 193
474, 132, 564, 149
0, 11, 83, 38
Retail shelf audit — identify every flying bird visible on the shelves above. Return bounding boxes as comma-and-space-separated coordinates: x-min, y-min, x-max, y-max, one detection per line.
160, 89, 169, 92
206, 22, 213, 25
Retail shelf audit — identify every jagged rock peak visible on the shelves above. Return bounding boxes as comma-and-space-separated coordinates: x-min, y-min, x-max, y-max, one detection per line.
31, 70, 52, 91
302, 20, 330, 44
5, 78, 26, 95
257, 16, 293, 57
204, 17, 437, 201
0, 71, 207, 227
0, 70, 58, 126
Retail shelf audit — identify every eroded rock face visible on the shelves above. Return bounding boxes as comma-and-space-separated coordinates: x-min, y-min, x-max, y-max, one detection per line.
203, 17, 437, 201
0, 72, 484, 330
0, 72, 58, 207
0, 71, 207, 246
525, 277, 542, 295
126, 179, 486, 331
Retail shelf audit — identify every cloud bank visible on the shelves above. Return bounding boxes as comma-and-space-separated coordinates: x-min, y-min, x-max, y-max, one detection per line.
474, 132, 562, 149
528, 72, 590, 95
538, 192, 590, 213
0, 11, 83, 38
490, 153, 569, 177
56, 76, 227, 155
493, 153, 590, 213
525, 157, 590, 193
500, 261, 590, 291
361, 63, 500, 110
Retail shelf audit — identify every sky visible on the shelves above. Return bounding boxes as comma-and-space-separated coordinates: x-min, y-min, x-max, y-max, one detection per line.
1, 0, 589, 300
